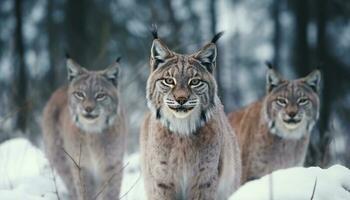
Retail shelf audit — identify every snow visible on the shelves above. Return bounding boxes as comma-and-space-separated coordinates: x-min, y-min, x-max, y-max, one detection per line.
120, 153, 145, 200
0, 138, 67, 200
1, 138, 350, 200
0, 138, 144, 200
229, 165, 350, 200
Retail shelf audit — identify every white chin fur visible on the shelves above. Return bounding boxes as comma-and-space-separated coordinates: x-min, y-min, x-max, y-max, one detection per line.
273, 119, 308, 140
161, 105, 202, 136
283, 122, 301, 130
170, 110, 193, 119
79, 116, 100, 124
76, 115, 105, 133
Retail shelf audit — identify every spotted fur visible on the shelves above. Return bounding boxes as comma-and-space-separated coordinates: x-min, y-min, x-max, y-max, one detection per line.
228, 68, 321, 184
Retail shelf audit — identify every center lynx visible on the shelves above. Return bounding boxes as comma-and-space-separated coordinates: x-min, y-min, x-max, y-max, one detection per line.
140, 27, 241, 200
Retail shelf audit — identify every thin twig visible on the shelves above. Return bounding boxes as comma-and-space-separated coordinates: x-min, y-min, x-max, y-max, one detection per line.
93, 162, 130, 200
62, 147, 80, 170
310, 178, 318, 200
118, 173, 142, 200
62, 141, 86, 198
49, 163, 61, 200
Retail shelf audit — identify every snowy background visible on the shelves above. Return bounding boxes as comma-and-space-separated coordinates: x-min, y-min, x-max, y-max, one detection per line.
0, 0, 350, 199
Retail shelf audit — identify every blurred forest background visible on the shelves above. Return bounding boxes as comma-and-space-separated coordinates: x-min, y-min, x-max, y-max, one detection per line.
0, 0, 349, 168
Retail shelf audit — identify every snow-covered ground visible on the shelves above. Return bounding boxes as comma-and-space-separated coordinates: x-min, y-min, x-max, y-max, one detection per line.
0, 138, 144, 200
1, 138, 350, 200
230, 165, 350, 200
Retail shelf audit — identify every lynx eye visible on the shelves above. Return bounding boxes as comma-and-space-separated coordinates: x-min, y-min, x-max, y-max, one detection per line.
96, 93, 107, 101
189, 78, 201, 86
276, 97, 288, 107
74, 91, 85, 100
164, 78, 175, 85
297, 97, 309, 105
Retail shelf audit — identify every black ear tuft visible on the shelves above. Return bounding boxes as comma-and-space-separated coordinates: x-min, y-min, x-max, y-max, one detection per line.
116, 57, 122, 63
211, 31, 224, 43
151, 24, 158, 39
265, 61, 274, 69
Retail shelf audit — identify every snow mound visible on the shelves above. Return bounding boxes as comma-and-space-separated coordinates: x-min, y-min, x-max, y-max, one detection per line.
0, 138, 67, 200
0, 138, 146, 200
230, 165, 350, 200
120, 153, 146, 200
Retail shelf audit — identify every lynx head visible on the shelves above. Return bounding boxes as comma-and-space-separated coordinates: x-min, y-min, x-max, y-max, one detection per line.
264, 66, 321, 139
66, 56, 120, 133
146, 27, 223, 136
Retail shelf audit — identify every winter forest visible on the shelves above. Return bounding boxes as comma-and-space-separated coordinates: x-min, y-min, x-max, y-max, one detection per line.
1, 0, 350, 199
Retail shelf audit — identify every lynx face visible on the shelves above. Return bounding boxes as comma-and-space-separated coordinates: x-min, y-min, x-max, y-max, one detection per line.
264, 69, 321, 139
67, 58, 120, 133
146, 38, 220, 135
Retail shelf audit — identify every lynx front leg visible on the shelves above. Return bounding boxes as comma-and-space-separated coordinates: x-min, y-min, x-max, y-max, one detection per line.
96, 161, 123, 200
187, 172, 219, 200
71, 166, 95, 200
143, 159, 176, 200
144, 176, 176, 200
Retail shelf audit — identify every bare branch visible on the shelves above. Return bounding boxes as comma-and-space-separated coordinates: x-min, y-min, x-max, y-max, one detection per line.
118, 173, 142, 200
62, 141, 86, 198
49, 163, 61, 200
62, 147, 80, 170
310, 178, 318, 200
93, 162, 130, 200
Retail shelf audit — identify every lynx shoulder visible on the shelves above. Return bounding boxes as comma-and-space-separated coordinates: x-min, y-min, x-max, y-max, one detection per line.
228, 67, 321, 184
42, 57, 127, 200
140, 28, 241, 200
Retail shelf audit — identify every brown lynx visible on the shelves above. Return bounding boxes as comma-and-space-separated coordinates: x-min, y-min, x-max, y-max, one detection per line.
42, 56, 127, 200
140, 28, 241, 200
228, 66, 321, 184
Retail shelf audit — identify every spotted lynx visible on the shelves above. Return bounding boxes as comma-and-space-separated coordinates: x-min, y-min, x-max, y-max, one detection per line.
228, 65, 321, 184
42, 56, 127, 200
140, 28, 241, 200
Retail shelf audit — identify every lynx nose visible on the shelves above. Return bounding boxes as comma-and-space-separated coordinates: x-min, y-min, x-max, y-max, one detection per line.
288, 111, 297, 118
176, 97, 188, 105
85, 106, 94, 113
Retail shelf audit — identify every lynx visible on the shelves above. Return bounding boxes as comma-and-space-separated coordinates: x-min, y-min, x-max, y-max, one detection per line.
42, 56, 127, 200
140, 28, 241, 200
228, 65, 321, 184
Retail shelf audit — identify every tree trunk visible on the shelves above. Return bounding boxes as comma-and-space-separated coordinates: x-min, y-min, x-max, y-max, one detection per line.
209, 0, 224, 101
14, 0, 28, 133
65, 0, 89, 65
46, 0, 57, 95
315, 0, 331, 167
292, 0, 310, 75
272, 0, 281, 67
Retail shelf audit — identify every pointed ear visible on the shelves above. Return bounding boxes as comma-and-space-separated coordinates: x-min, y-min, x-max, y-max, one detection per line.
66, 58, 85, 81
303, 70, 321, 93
266, 68, 284, 93
103, 60, 120, 86
150, 39, 172, 71
193, 43, 217, 73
